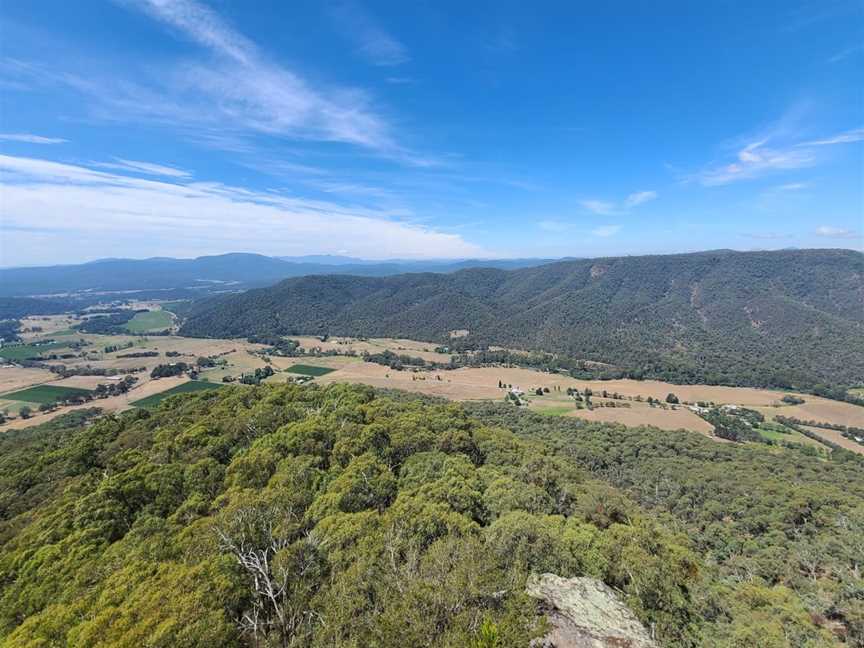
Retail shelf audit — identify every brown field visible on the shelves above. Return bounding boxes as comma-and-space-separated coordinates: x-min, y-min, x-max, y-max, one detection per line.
755, 400, 863, 429
566, 403, 715, 433
0, 366, 56, 393
3, 331, 860, 444
18, 314, 80, 339
799, 425, 864, 456
291, 336, 452, 363
315, 362, 862, 441
48, 375, 123, 390
316, 362, 503, 400
59, 335, 268, 373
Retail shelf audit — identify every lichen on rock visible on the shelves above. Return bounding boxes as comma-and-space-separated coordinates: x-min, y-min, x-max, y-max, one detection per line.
526, 573, 656, 648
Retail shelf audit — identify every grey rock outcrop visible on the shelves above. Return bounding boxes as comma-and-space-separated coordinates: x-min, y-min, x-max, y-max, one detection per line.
526, 573, 656, 648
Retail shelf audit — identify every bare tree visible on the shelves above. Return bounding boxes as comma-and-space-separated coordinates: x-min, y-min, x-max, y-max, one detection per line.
216, 505, 326, 647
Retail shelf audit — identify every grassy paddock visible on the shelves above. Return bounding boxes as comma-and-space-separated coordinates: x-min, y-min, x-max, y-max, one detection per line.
0, 342, 72, 361
284, 364, 336, 377
0, 384, 93, 404
125, 310, 174, 333
132, 380, 223, 408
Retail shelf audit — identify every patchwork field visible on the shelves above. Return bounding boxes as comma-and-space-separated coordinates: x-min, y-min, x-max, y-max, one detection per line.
1, 329, 860, 452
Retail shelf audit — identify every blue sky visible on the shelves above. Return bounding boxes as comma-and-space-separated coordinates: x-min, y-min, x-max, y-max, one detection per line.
0, 0, 862, 265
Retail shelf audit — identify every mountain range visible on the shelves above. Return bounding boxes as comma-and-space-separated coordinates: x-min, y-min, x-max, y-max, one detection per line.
180, 248, 864, 391
0, 254, 554, 298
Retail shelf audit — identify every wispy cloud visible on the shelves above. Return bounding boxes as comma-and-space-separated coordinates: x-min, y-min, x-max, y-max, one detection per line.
128, 0, 394, 150
580, 199, 616, 215
696, 140, 815, 186
828, 43, 863, 63
623, 190, 657, 208
800, 127, 864, 146
774, 182, 809, 191
592, 225, 621, 237
0, 133, 67, 144
92, 158, 192, 178
815, 225, 860, 239
0, 154, 488, 265
580, 191, 657, 215
0, 0, 426, 164
327, 1, 409, 66
692, 114, 863, 186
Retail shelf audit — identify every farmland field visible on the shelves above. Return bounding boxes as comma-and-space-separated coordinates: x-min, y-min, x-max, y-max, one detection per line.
799, 425, 864, 455
0, 367, 55, 393
125, 310, 174, 333
2, 330, 860, 450
131, 380, 223, 408
0, 341, 72, 361
757, 423, 826, 450
284, 364, 336, 377
1, 384, 93, 404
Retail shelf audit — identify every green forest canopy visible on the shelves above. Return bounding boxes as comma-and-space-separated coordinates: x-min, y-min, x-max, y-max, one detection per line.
180, 249, 864, 395
1, 384, 861, 647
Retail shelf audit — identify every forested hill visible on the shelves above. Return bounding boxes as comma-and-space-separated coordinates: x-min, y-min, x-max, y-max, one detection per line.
1, 384, 861, 646
181, 248, 864, 391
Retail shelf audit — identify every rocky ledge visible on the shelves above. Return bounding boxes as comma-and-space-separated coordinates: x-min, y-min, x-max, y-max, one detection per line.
526, 573, 656, 648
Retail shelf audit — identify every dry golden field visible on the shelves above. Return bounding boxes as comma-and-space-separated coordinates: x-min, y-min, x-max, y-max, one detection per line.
2, 331, 861, 450
0, 366, 55, 392
754, 400, 863, 429
291, 336, 452, 363
565, 402, 715, 433
797, 425, 864, 455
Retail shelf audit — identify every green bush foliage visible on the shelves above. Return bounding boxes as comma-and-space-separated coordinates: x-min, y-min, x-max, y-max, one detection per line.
0, 385, 859, 646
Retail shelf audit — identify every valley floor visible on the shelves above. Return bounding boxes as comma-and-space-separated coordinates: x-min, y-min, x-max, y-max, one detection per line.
2, 323, 861, 455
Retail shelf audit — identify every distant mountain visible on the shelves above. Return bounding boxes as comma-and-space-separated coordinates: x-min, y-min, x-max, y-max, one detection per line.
181, 248, 864, 391
0, 254, 556, 298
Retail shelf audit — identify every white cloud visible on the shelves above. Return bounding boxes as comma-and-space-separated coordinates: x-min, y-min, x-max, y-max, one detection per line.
800, 127, 864, 147
623, 190, 657, 208
592, 225, 621, 237
19, 0, 418, 163
581, 191, 657, 215
328, 1, 409, 66
815, 226, 860, 239
92, 158, 192, 178
775, 182, 808, 191
697, 140, 815, 186
580, 200, 616, 215
692, 116, 864, 186
0, 133, 67, 144
0, 154, 489, 265
130, 0, 393, 150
